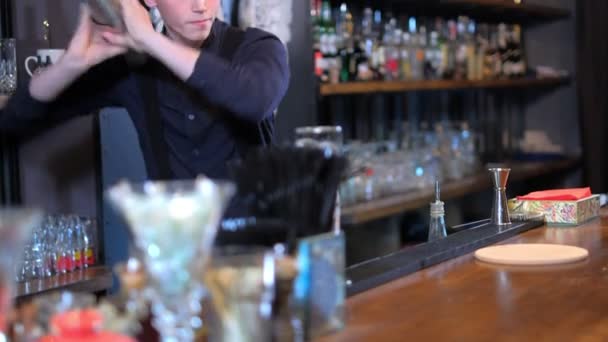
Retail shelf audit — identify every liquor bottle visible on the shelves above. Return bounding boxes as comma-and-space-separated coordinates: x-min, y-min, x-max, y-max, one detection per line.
475, 24, 489, 80
82, 219, 96, 267
426, 30, 442, 79
497, 23, 508, 78
484, 26, 500, 79
410, 21, 425, 81
326, 28, 340, 84
338, 3, 354, 82
444, 20, 458, 79
384, 19, 401, 80
358, 7, 375, 81
320, 1, 339, 83
374, 9, 386, 80
312, 0, 324, 79
510, 24, 526, 77
454, 16, 469, 80
409, 33, 420, 81
435, 18, 448, 78
466, 19, 477, 80
400, 31, 413, 80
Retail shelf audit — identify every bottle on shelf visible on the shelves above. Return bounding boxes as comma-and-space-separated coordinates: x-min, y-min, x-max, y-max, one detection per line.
509, 24, 526, 78
497, 23, 508, 78
384, 19, 401, 81
357, 7, 374, 81
444, 20, 458, 79
400, 31, 413, 80
475, 23, 489, 81
466, 19, 478, 80
83, 218, 96, 268
410, 18, 425, 81
454, 16, 469, 80
426, 30, 442, 79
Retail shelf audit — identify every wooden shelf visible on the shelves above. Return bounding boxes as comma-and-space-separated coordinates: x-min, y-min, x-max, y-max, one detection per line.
381, 0, 571, 23
341, 157, 582, 225
439, 0, 571, 20
15, 266, 113, 300
320, 77, 569, 96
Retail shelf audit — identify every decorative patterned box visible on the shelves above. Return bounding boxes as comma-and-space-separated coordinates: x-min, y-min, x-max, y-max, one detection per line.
508, 195, 601, 226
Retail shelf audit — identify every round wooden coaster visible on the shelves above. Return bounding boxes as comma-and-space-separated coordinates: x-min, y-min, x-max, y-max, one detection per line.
474, 244, 589, 266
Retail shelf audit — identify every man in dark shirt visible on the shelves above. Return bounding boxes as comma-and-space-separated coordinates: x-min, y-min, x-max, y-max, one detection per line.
0, 0, 290, 180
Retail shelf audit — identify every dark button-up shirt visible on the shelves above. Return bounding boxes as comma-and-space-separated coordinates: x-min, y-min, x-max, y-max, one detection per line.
1, 20, 290, 180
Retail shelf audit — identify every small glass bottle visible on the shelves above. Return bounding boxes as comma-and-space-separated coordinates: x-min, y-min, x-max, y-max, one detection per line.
428, 181, 447, 241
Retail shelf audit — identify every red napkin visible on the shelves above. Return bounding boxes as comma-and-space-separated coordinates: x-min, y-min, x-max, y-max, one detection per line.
517, 187, 592, 201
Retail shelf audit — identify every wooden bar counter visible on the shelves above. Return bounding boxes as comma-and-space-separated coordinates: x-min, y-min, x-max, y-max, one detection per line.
320, 208, 608, 341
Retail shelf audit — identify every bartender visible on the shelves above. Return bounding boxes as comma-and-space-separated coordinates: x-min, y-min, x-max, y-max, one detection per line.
0, 0, 290, 180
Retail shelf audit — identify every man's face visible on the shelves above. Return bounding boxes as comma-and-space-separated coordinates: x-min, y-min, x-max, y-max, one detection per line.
144, 0, 221, 46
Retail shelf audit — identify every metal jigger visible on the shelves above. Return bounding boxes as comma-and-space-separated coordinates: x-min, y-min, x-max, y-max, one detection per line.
489, 168, 511, 226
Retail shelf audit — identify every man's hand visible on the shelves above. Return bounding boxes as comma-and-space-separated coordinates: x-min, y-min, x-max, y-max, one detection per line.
62, 4, 128, 72
29, 4, 128, 102
101, 0, 157, 53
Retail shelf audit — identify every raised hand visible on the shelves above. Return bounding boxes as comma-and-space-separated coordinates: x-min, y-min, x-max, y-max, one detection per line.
62, 4, 128, 72
101, 0, 156, 53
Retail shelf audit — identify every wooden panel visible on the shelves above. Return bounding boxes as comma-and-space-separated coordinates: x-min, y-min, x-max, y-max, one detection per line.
341, 158, 581, 225
320, 77, 569, 96
15, 266, 113, 300
318, 209, 608, 341
379, 0, 571, 22
440, 0, 571, 19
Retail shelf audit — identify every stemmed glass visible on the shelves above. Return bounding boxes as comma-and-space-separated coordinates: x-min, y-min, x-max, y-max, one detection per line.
0, 208, 43, 341
107, 177, 235, 342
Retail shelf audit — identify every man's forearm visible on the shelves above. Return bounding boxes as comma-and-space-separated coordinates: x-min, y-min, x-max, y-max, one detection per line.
29, 58, 87, 102
141, 32, 200, 81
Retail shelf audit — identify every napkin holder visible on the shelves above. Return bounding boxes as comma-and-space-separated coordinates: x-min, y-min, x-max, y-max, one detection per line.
508, 194, 600, 226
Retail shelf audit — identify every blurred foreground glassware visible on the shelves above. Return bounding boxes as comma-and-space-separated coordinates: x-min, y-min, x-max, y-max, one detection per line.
0, 208, 43, 341
206, 247, 275, 342
295, 126, 345, 233
113, 257, 149, 320
107, 177, 235, 342
0, 39, 17, 95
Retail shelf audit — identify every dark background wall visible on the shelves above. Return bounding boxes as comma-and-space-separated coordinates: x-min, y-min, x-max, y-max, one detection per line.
524, 0, 581, 188
275, 0, 316, 142
12, 0, 99, 218
525, 0, 579, 157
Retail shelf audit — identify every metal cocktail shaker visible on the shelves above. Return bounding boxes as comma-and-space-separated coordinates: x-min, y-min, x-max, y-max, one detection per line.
86, 0, 124, 30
